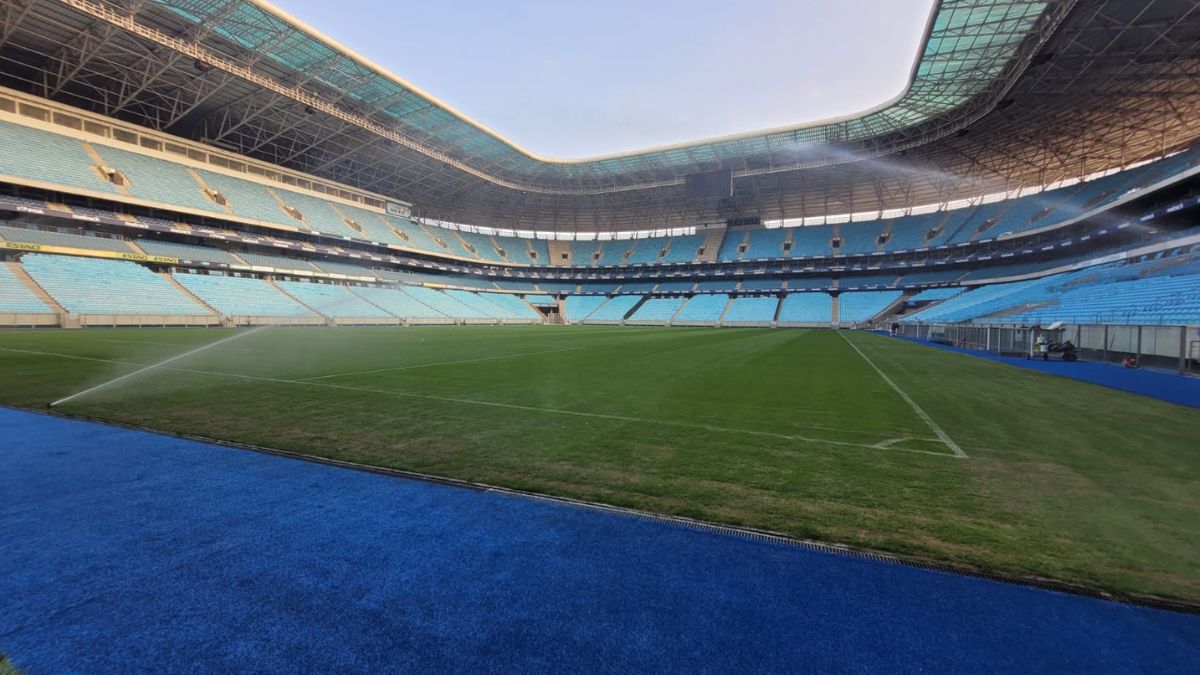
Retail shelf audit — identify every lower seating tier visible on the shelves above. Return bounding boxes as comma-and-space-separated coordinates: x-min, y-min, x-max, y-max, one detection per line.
23, 254, 210, 316
0, 263, 54, 314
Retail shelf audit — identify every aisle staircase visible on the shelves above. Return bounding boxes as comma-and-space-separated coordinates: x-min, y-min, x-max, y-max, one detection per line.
5, 259, 71, 326
696, 228, 726, 263
162, 273, 229, 326
268, 278, 333, 325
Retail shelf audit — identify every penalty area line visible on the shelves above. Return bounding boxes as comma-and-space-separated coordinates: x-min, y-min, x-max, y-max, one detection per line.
838, 331, 968, 459
170, 366, 963, 459
1, 344, 961, 459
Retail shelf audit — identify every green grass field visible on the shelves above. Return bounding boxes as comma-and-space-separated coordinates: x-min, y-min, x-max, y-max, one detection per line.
1, 325, 1197, 603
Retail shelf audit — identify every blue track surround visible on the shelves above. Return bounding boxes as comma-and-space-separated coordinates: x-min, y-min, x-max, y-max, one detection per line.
2, 407, 1198, 673
886, 334, 1200, 408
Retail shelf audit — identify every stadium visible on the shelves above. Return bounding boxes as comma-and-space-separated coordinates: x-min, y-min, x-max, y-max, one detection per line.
1, 0, 1199, 671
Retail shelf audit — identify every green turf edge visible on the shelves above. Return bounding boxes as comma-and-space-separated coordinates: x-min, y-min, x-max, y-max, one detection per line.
13, 403, 1200, 616
0, 652, 23, 675
3, 326, 1196, 605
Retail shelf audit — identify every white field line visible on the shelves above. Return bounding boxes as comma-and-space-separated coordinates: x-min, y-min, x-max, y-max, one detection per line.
1, 346, 958, 459
90, 337, 260, 354
47, 327, 267, 407
300, 346, 585, 381
837, 331, 968, 459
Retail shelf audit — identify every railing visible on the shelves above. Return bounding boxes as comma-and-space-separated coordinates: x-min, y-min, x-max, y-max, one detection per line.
896, 321, 1200, 374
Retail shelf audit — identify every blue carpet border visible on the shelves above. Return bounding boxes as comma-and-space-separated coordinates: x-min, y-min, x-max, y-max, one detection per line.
881, 332, 1200, 408
4, 407, 1200, 673
8, 404, 1198, 616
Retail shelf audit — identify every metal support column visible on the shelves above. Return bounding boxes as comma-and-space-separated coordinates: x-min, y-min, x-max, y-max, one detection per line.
1180, 326, 1187, 375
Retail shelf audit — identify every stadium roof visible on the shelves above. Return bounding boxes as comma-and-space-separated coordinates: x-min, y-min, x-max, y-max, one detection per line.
1, 0, 1199, 231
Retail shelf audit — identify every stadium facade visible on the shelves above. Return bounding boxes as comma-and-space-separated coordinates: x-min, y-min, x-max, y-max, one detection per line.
0, 0, 1197, 365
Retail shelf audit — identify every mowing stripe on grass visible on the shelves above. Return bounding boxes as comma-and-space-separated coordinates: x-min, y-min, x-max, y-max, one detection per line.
90, 337, 261, 354
299, 346, 585, 381
168, 367, 960, 458
48, 328, 267, 408
2, 345, 958, 459
838, 331, 968, 459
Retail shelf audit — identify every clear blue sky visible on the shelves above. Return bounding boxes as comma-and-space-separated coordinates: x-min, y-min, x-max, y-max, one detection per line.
272, 0, 935, 158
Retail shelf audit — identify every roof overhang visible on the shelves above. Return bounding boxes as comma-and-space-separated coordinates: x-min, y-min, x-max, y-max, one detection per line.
1, 0, 1199, 231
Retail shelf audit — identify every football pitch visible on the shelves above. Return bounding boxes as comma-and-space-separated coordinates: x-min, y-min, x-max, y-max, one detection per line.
1, 325, 1197, 604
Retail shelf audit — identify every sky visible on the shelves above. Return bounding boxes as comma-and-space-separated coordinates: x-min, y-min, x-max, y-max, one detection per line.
271, 0, 936, 158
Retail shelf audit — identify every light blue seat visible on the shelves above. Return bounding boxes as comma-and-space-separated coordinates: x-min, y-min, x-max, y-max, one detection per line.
472, 293, 541, 320
785, 276, 833, 290
660, 234, 704, 263
909, 287, 964, 302
527, 238, 551, 265
674, 294, 728, 321
655, 281, 695, 292
741, 228, 789, 260
0, 120, 118, 195
838, 274, 899, 290
272, 188, 363, 239
578, 282, 620, 293
372, 268, 425, 283
898, 270, 962, 285
422, 226, 477, 259
570, 241, 600, 266
323, 202, 408, 247
617, 281, 656, 293
135, 239, 241, 265
739, 277, 785, 291
274, 280, 392, 318
724, 296, 779, 322
173, 273, 315, 317
0, 264, 53, 314
402, 287, 485, 319
351, 286, 447, 319
21, 254, 209, 315
838, 222, 882, 255
492, 279, 538, 292
694, 280, 738, 292
494, 235, 534, 264
587, 295, 641, 320
385, 216, 443, 254
884, 213, 944, 251
1, 225, 134, 254
838, 291, 903, 323
312, 260, 380, 279
778, 293, 832, 323
195, 169, 294, 226
628, 297, 686, 321
236, 251, 321, 271
625, 238, 669, 265
591, 241, 616, 266
91, 144, 223, 214
564, 296, 607, 320
454, 230, 506, 262
785, 225, 833, 257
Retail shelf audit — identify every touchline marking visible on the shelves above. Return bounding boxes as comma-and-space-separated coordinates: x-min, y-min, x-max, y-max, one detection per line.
299, 346, 585, 381
838, 331, 968, 458
172, 366, 960, 458
48, 327, 267, 407
3, 345, 960, 459
90, 337, 260, 354
0, 347, 138, 364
